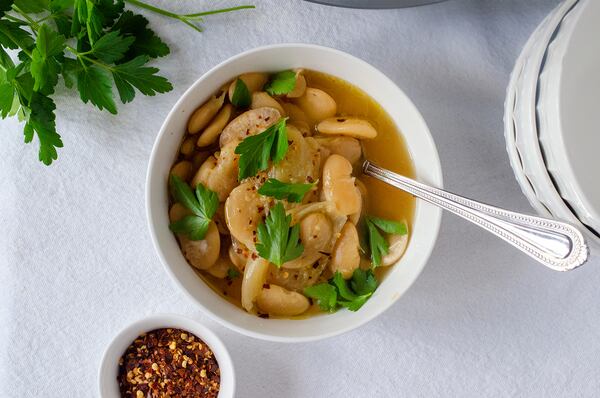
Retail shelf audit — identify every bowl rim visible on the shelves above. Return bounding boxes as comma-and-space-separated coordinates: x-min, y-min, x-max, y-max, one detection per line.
97, 313, 235, 398
146, 43, 443, 342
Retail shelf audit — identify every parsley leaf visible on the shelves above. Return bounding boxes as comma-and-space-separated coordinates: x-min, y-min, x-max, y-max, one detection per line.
258, 178, 316, 203
231, 78, 250, 108
95, 0, 125, 28
87, 2, 104, 43
14, 0, 48, 13
72, 0, 103, 43
365, 216, 407, 267
111, 11, 170, 60
332, 270, 377, 311
30, 24, 65, 93
368, 217, 408, 235
305, 269, 378, 313
90, 30, 134, 63
331, 272, 359, 301
53, 14, 72, 38
169, 215, 210, 241
112, 55, 172, 103
77, 65, 117, 114
235, 117, 289, 180
194, 182, 219, 221
256, 202, 303, 267
271, 119, 288, 162
0, 82, 15, 118
49, 0, 73, 13
343, 270, 376, 308
304, 283, 337, 312
350, 268, 378, 296
61, 58, 80, 89
25, 92, 63, 165
0, 20, 34, 50
366, 218, 388, 267
0, 46, 14, 69
264, 70, 296, 96
168, 175, 219, 240
304, 268, 377, 312
0, 1, 13, 18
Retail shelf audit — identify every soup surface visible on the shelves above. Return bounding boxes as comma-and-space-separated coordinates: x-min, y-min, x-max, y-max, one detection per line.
168, 69, 415, 318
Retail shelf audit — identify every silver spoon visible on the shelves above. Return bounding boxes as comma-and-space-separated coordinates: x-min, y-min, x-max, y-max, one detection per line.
362, 160, 589, 271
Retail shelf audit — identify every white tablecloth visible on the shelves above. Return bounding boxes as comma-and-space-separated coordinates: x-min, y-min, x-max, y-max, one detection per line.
3, 0, 598, 396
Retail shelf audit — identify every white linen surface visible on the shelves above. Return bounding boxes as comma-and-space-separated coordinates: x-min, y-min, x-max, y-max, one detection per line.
2, 0, 598, 397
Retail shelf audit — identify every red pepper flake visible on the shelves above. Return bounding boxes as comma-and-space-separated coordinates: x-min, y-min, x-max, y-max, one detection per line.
117, 328, 220, 398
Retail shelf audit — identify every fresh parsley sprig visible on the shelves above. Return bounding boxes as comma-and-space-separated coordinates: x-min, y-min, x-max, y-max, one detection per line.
257, 178, 316, 203
169, 175, 219, 240
235, 117, 289, 180
256, 202, 303, 267
264, 70, 296, 96
304, 269, 378, 312
0, 0, 254, 165
365, 216, 408, 267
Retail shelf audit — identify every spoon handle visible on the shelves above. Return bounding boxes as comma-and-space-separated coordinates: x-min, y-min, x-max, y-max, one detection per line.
363, 161, 588, 271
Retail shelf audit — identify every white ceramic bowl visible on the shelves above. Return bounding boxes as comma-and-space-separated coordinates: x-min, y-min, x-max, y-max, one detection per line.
98, 314, 235, 398
146, 44, 443, 342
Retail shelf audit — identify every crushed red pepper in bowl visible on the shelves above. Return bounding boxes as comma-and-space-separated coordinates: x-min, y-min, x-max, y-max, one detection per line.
117, 328, 220, 397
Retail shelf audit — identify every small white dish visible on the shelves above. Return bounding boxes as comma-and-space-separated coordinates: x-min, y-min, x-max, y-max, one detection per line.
537, 0, 600, 237
98, 314, 235, 398
146, 44, 443, 342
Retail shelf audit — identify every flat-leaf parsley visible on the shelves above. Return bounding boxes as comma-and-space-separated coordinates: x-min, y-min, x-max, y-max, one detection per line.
231, 78, 251, 108
264, 70, 296, 96
304, 269, 378, 312
235, 117, 289, 180
169, 175, 219, 240
256, 202, 303, 267
365, 216, 407, 267
0, 0, 254, 165
257, 178, 316, 203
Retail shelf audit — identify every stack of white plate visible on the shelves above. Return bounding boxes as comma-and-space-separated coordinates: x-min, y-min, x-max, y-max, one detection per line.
504, 0, 600, 251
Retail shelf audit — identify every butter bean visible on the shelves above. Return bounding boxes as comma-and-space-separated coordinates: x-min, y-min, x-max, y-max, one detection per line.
256, 284, 310, 316
170, 160, 193, 182
295, 88, 336, 122
317, 117, 377, 139
187, 91, 226, 134
197, 104, 233, 147
250, 92, 285, 115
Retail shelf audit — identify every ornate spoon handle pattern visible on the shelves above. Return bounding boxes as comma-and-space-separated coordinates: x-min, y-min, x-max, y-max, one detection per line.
363, 161, 589, 271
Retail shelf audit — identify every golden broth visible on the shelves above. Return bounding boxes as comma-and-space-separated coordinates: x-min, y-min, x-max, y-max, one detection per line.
303, 70, 416, 223
175, 70, 416, 318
